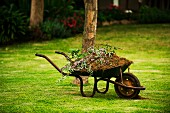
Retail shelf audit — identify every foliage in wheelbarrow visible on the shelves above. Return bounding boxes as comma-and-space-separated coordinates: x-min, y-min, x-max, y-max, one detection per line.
62, 45, 133, 76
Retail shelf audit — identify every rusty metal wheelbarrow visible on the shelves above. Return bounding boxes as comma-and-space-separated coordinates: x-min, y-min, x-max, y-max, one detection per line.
35, 51, 145, 99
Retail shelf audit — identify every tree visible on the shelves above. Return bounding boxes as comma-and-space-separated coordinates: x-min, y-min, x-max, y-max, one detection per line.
30, 0, 44, 28
73, 0, 98, 84
82, 0, 98, 53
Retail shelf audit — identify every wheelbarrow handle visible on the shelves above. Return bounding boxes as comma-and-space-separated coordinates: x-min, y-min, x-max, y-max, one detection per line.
35, 53, 68, 76
55, 51, 73, 63
35, 53, 45, 57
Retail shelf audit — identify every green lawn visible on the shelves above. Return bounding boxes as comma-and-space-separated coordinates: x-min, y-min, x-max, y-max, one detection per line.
0, 24, 170, 112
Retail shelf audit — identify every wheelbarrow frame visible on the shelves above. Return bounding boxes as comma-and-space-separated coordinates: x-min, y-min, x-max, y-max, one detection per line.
35, 51, 145, 98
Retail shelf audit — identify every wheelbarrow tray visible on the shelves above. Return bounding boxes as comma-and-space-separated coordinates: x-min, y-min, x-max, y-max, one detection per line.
69, 63, 131, 78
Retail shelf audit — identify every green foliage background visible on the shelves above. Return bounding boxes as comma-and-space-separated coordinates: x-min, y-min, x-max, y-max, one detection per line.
0, 4, 29, 44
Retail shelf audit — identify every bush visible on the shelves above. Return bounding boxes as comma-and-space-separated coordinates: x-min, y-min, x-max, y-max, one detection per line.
98, 4, 126, 23
41, 20, 71, 39
44, 0, 84, 36
0, 4, 29, 44
139, 5, 170, 23
44, 0, 75, 19
61, 12, 84, 34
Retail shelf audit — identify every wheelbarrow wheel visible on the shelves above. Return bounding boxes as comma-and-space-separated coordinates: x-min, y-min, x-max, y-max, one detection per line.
114, 73, 140, 99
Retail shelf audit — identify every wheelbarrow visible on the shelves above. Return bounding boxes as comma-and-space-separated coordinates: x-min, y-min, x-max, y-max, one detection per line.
35, 51, 145, 99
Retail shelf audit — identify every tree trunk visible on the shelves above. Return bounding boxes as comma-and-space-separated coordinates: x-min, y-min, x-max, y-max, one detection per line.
30, 0, 44, 28
82, 0, 98, 53
73, 0, 98, 85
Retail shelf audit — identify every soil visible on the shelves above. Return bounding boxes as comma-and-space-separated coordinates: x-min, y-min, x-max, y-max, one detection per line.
70, 52, 133, 72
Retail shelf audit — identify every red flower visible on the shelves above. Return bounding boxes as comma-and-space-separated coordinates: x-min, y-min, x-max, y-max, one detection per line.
67, 17, 77, 28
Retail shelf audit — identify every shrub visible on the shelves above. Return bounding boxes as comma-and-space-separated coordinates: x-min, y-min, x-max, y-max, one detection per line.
44, 0, 75, 19
0, 4, 29, 44
41, 20, 71, 39
61, 12, 84, 34
43, 0, 84, 37
139, 5, 170, 23
98, 4, 126, 23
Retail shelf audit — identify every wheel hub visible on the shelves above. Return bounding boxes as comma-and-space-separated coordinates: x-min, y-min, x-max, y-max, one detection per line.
118, 78, 135, 96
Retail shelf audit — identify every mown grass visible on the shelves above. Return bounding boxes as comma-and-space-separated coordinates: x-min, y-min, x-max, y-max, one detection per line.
0, 24, 170, 113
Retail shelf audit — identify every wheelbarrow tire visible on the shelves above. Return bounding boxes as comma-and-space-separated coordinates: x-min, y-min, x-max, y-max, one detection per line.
114, 73, 140, 99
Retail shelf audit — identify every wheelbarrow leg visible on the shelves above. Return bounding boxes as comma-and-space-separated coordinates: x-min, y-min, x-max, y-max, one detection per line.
96, 78, 110, 94
75, 75, 97, 97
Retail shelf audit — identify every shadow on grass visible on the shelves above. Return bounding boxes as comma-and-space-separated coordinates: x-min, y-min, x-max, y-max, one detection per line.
65, 86, 149, 100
